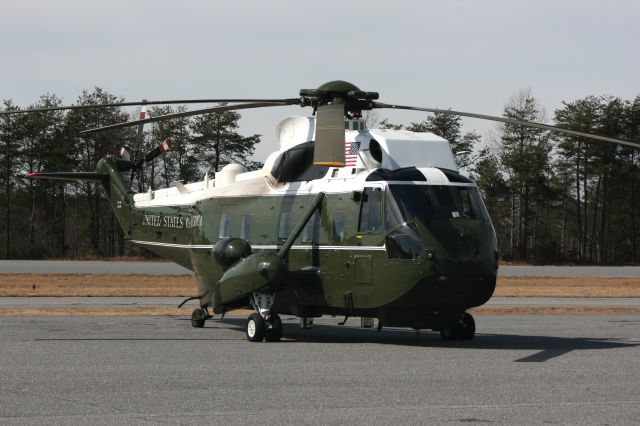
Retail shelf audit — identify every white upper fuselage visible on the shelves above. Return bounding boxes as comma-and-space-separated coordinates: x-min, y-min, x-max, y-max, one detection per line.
132, 116, 462, 208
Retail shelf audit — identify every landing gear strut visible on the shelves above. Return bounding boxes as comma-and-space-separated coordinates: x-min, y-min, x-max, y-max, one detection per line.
440, 312, 475, 341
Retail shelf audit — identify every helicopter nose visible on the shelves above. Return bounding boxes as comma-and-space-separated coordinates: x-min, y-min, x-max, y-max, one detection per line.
433, 273, 497, 309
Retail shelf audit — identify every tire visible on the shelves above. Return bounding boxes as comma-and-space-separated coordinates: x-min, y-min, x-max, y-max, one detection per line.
440, 325, 458, 341
191, 308, 206, 328
457, 312, 476, 341
246, 313, 266, 342
265, 314, 283, 342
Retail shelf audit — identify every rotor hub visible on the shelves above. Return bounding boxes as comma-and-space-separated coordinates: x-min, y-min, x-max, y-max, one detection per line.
299, 80, 379, 115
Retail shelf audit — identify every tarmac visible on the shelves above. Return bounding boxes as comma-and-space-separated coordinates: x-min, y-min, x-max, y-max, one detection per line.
1, 260, 639, 424
0, 314, 638, 425
2, 260, 640, 277
1, 296, 640, 309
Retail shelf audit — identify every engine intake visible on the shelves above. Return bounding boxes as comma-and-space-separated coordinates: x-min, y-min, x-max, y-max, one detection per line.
212, 238, 252, 269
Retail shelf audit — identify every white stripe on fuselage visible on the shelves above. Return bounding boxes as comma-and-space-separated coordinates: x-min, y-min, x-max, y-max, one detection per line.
129, 240, 386, 251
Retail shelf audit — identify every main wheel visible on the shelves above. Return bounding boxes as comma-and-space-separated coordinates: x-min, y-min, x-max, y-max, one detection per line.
191, 308, 206, 328
246, 313, 266, 342
457, 312, 476, 341
440, 325, 458, 341
265, 314, 283, 342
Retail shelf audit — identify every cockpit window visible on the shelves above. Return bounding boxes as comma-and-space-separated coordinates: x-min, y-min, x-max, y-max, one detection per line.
388, 184, 488, 223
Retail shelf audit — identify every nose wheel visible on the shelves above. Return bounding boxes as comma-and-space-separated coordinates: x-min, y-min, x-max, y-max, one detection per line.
190, 307, 213, 328
440, 312, 475, 341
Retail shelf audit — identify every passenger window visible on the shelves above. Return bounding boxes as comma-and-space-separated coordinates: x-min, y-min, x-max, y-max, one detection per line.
302, 211, 319, 243
332, 211, 346, 242
358, 187, 382, 232
219, 214, 232, 238
278, 212, 292, 242
240, 214, 252, 240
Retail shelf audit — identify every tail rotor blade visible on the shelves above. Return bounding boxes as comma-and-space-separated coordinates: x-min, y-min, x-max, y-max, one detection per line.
137, 102, 148, 148
143, 138, 172, 163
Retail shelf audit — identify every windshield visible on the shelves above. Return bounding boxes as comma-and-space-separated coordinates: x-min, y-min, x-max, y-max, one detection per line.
388, 184, 488, 223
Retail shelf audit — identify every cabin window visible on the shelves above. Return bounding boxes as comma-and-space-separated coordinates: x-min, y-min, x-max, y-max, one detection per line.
278, 211, 292, 242
240, 214, 252, 240
358, 187, 382, 232
332, 211, 346, 242
302, 211, 319, 243
219, 214, 232, 238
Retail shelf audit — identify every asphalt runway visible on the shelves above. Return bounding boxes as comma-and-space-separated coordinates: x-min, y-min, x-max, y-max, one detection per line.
2, 260, 640, 277
2, 296, 640, 309
0, 314, 638, 425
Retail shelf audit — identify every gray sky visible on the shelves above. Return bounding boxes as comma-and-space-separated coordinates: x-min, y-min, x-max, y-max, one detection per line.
1, 0, 638, 160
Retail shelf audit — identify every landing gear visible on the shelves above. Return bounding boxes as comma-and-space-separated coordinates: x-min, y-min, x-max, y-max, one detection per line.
245, 313, 283, 342
265, 314, 283, 342
245, 292, 283, 342
246, 313, 266, 342
440, 312, 475, 341
191, 308, 207, 328
458, 312, 475, 340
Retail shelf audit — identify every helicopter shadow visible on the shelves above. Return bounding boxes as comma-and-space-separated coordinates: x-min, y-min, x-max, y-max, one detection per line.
212, 317, 639, 363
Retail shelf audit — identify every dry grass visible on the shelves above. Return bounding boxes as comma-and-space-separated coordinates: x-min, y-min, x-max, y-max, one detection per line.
0, 307, 252, 317
0, 274, 194, 297
1, 273, 639, 316
472, 306, 640, 315
494, 276, 640, 297
2, 274, 640, 297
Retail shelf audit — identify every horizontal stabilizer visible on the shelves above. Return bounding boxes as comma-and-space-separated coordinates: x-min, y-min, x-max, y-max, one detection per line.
25, 172, 109, 182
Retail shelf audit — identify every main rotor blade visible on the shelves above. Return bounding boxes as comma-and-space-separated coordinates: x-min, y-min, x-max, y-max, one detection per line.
1, 98, 300, 115
374, 102, 640, 149
313, 103, 346, 167
80, 100, 301, 135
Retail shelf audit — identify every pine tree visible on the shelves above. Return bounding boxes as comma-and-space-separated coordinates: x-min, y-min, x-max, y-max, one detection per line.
63, 87, 135, 256
145, 105, 197, 189
0, 100, 21, 258
20, 94, 67, 257
498, 89, 552, 259
190, 105, 261, 174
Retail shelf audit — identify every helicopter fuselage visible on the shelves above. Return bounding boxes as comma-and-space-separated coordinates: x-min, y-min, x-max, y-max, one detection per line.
116, 151, 497, 330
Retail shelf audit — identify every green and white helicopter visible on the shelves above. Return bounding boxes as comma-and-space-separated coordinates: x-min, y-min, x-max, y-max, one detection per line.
7, 81, 637, 342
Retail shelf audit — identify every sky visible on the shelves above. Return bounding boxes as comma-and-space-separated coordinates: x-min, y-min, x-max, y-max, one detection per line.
1, 0, 638, 160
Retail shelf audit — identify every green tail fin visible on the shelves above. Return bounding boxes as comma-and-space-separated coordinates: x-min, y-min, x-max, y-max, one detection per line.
26, 158, 134, 235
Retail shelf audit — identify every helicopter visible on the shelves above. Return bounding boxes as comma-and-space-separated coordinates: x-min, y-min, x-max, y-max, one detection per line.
5, 80, 639, 342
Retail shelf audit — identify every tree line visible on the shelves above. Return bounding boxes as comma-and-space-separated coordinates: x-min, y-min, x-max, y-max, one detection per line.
380, 89, 640, 264
1, 87, 639, 264
0, 88, 261, 259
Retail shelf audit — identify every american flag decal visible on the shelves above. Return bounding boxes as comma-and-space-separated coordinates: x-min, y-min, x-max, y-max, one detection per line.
344, 141, 360, 167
